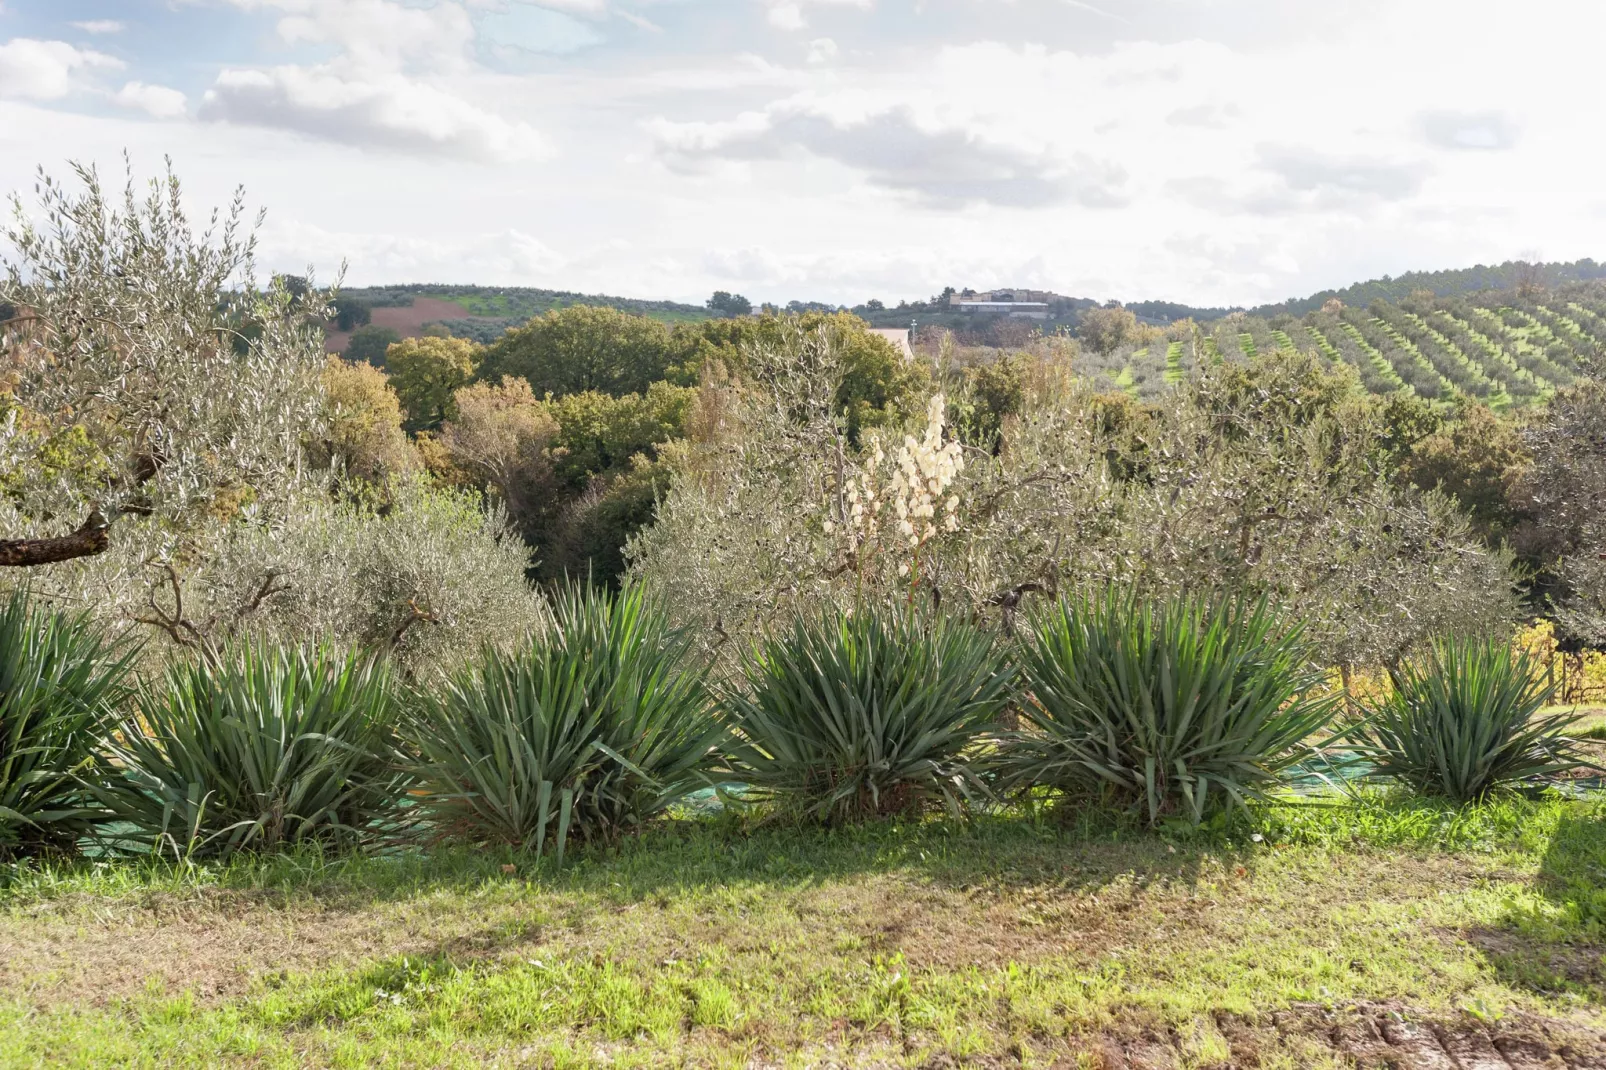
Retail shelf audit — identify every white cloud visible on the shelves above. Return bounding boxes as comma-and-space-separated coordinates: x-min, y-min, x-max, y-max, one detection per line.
12, 0, 1606, 309
199, 65, 545, 161
655, 100, 1128, 209
1418, 110, 1522, 152
71, 20, 126, 34
0, 39, 121, 100
113, 81, 189, 119
215, 0, 478, 71
763, 0, 870, 32
515, 0, 609, 15
767, 4, 804, 30
616, 11, 662, 32
259, 216, 567, 281
192, 1, 541, 161
805, 37, 837, 64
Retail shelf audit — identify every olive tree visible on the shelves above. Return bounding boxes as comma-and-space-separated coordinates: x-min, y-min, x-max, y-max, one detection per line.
0, 161, 545, 664
631, 336, 1517, 667
1, 161, 324, 565
1522, 375, 1606, 641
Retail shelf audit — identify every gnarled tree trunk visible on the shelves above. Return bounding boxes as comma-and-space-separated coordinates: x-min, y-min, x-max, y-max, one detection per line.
0, 511, 110, 567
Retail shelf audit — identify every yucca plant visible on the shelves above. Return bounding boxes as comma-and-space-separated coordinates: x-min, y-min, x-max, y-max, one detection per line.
1001, 589, 1337, 824
1348, 636, 1590, 801
0, 590, 134, 858
98, 642, 402, 858
402, 583, 722, 859
723, 605, 1015, 824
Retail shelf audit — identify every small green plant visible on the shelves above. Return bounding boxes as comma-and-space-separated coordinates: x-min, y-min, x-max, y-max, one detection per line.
403, 584, 721, 858
0, 590, 133, 858
1001, 589, 1337, 823
1348, 636, 1590, 801
98, 643, 402, 858
722, 605, 1014, 824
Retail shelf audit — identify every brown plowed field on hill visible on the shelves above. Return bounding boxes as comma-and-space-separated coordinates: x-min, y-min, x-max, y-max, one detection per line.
324, 296, 491, 352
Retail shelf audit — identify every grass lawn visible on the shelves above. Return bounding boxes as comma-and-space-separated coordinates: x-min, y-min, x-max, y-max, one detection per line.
1562, 706, 1606, 740
3, 795, 1605, 1068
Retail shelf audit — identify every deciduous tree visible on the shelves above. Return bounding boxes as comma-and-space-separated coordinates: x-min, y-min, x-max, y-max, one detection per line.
386, 335, 481, 431
478, 305, 675, 398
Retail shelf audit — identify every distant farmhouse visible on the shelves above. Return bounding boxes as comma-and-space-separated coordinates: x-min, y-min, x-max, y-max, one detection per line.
948, 288, 1062, 319
867, 327, 914, 360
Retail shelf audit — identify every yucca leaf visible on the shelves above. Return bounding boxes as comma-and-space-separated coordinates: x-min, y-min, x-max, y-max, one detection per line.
999, 588, 1336, 825
0, 589, 134, 858
402, 582, 723, 855
96, 642, 401, 859
722, 604, 1015, 825
1348, 636, 1593, 801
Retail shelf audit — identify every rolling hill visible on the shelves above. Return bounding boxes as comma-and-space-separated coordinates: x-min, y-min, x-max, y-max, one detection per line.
326, 284, 711, 351
1077, 281, 1606, 408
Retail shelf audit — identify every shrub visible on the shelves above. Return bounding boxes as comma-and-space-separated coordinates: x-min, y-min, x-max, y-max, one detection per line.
1349, 637, 1590, 801
403, 584, 720, 858
1002, 590, 1337, 823
98, 643, 402, 858
722, 606, 1014, 824
0, 590, 133, 858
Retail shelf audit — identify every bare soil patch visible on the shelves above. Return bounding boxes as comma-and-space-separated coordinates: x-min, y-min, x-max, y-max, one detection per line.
324, 296, 496, 352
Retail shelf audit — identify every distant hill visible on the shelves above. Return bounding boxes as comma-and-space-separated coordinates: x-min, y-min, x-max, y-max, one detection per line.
1075, 280, 1606, 409
328, 284, 712, 350
1250, 259, 1606, 318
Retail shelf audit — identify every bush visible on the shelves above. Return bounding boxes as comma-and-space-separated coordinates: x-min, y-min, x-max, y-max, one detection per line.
722, 606, 1014, 824
1349, 637, 1590, 801
403, 584, 721, 858
132, 476, 547, 673
345, 325, 401, 367
1002, 590, 1337, 823
0, 591, 133, 858
98, 643, 402, 858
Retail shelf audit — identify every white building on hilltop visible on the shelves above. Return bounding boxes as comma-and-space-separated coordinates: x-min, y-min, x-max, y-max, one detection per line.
948, 288, 1058, 319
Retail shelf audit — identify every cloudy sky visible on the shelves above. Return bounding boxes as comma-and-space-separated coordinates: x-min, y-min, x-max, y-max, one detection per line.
0, 0, 1601, 308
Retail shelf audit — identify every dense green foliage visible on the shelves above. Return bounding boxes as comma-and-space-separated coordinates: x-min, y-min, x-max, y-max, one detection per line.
97, 643, 402, 859
1521, 376, 1606, 642
331, 296, 372, 332
386, 335, 481, 431
402, 585, 721, 858
1003, 590, 1339, 823
415, 306, 923, 583
722, 606, 1015, 824
344, 324, 401, 366
478, 305, 684, 398
706, 291, 752, 317
1349, 637, 1591, 801
0, 591, 132, 858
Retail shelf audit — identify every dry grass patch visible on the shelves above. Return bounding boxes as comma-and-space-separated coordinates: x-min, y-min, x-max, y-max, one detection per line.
2, 797, 1604, 1066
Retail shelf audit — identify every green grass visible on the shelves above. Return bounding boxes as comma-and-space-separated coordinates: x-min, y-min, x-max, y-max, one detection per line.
3, 794, 1605, 1066
1163, 340, 1185, 383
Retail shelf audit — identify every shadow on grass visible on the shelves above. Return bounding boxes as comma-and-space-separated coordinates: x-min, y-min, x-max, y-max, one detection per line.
1475, 809, 1606, 999
0, 803, 1256, 911
2, 791, 1592, 915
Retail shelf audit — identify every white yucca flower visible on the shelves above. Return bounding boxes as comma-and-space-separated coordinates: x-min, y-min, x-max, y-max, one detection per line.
822, 397, 963, 581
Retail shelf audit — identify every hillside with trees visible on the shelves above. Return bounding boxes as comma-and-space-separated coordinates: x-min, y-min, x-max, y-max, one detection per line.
1253, 257, 1606, 317
1072, 284, 1606, 408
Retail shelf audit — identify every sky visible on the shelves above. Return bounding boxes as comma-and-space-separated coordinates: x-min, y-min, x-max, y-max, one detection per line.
0, 0, 1602, 308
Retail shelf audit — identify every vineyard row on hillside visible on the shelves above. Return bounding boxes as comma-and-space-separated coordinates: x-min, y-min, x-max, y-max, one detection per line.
1088, 284, 1606, 405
